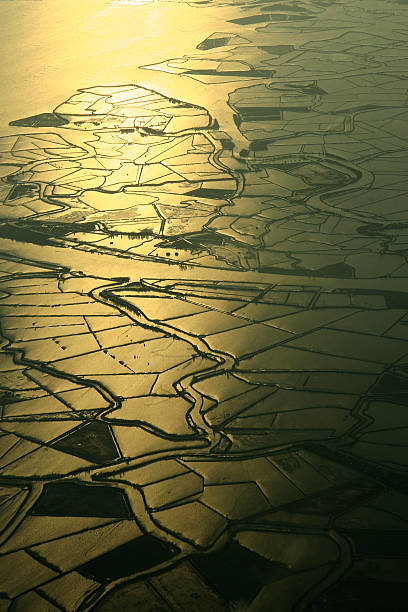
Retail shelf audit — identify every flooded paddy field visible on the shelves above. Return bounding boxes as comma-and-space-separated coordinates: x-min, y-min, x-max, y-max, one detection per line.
1, 0, 408, 610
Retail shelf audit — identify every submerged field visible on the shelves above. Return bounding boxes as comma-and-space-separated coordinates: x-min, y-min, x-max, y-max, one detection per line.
1, 1, 408, 610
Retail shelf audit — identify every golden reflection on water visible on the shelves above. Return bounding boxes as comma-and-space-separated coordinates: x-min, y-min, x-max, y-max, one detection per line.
2, 1, 408, 610
0, 0, 238, 133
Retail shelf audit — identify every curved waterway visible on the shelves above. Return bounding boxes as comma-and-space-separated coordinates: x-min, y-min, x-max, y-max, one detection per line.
92, 281, 236, 449
1, 0, 408, 610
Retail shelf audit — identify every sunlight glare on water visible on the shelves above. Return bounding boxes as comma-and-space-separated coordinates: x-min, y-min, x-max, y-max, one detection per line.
0, 0, 233, 133
1, 1, 408, 610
